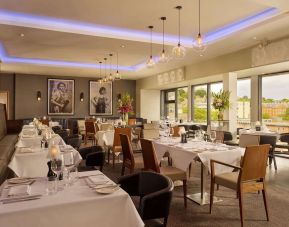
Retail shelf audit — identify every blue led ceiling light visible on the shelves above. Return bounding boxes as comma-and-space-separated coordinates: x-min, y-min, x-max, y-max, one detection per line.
0, 7, 279, 71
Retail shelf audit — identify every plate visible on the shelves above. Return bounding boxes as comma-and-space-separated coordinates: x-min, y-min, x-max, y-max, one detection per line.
7, 178, 32, 184
95, 186, 120, 194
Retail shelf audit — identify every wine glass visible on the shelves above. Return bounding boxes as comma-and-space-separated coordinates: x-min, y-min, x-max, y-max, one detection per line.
51, 157, 64, 191
210, 131, 216, 143
62, 151, 75, 186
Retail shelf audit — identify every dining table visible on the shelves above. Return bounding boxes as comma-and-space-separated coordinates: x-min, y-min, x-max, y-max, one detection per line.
8, 126, 82, 178
0, 170, 144, 227
153, 137, 245, 205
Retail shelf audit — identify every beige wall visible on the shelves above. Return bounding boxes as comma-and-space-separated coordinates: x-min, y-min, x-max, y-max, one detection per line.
140, 89, 160, 122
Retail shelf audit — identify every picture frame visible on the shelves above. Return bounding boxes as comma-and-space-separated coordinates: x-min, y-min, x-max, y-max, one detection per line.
47, 78, 75, 115
89, 81, 112, 115
0, 91, 9, 119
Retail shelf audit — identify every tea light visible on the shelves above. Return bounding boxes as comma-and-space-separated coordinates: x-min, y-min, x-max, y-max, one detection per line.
43, 116, 47, 120
49, 145, 59, 159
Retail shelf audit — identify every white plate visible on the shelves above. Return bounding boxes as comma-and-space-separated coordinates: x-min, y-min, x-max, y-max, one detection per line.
7, 178, 32, 184
95, 186, 120, 194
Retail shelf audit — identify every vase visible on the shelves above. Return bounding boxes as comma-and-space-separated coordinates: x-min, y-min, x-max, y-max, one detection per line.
217, 111, 224, 121
122, 113, 129, 124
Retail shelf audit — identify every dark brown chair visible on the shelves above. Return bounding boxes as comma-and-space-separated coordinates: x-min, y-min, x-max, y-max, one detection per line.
210, 144, 270, 227
84, 120, 97, 145
260, 135, 277, 170
40, 119, 49, 126
108, 127, 132, 167
78, 146, 105, 171
119, 134, 144, 176
140, 139, 187, 207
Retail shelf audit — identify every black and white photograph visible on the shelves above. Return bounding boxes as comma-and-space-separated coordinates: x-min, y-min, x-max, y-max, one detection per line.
48, 79, 74, 115
89, 81, 112, 115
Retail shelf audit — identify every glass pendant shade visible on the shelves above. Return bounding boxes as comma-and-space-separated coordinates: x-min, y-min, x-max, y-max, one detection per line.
159, 50, 169, 63
172, 43, 186, 59
146, 55, 155, 68
193, 0, 207, 54
115, 70, 121, 80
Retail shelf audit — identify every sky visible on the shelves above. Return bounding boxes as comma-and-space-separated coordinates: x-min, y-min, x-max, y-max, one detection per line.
237, 74, 289, 100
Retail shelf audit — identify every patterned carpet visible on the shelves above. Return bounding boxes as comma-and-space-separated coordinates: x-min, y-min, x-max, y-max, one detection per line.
101, 158, 289, 227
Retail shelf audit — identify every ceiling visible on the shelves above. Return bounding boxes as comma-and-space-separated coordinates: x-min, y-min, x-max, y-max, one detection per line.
0, 0, 289, 79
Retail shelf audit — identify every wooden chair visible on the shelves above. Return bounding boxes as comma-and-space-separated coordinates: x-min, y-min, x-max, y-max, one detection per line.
77, 120, 86, 139
40, 119, 49, 126
171, 126, 186, 137
259, 135, 277, 170
140, 139, 187, 208
128, 118, 136, 125
210, 144, 270, 227
84, 120, 97, 145
120, 134, 144, 175
239, 134, 260, 148
143, 129, 159, 139
108, 127, 132, 167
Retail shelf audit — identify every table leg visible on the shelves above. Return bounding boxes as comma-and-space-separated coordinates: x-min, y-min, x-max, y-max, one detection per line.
186, 162, 222, 205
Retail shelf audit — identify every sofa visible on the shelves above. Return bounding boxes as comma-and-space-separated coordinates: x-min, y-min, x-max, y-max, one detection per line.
0, 104, 19, 184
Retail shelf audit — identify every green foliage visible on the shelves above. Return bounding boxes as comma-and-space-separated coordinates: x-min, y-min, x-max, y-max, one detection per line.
178, 88, 187, 103
262, 113, 271, 119
262, 97, 274, 103
211, 89, 231, 111
282, 107, 289, 120
194, 107, 207, 122
195, 89, 207, 98
211, 109, 219, 121
238, 96, 250, 102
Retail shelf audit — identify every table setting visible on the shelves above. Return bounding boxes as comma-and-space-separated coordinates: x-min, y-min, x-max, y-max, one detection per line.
0, 170, 144, 227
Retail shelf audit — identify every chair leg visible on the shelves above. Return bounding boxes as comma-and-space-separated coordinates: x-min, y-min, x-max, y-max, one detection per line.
163, 217, 168, 227
84, 135, 87, 145
262, 187, 269, 221
238, 188, 244, 227
107, 149, 110, 164
188, 163, 192, 178
121, 164, 125, 176
99, 165, 103, 172
210, 179, 215, 214
272, 152, 277, 171
216, 184, 219, 190
112, 153, 115, 167
183, 179, 187, 208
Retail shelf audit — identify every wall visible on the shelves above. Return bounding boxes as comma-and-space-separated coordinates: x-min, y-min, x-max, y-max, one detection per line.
1, 73, 136, 119
0, 73, 14, 120
140, 89, 160, 122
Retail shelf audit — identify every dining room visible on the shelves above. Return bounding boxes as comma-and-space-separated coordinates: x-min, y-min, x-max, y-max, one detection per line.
1, 0, 289, 227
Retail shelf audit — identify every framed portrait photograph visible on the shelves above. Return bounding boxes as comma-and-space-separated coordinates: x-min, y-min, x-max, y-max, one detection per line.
48, 79, 75, 115
89, 81, 112, 115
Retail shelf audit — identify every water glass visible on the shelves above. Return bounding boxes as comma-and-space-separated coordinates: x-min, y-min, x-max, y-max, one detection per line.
210, 131, 216, 143
46, 178, 57, 195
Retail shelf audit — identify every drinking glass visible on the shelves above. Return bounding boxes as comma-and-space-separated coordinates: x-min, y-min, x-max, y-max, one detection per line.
210, 131, 216, 143
62, 151, 75, 186
51, 157, 64, 191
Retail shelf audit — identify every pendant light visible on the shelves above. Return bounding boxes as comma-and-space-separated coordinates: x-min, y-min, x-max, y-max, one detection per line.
103, 57, 108, 82
159, 17, 169, 63
146, 25, 155, 68
108, 53, 114, 82
115, 52, 121, 80
193, 0, 206, 53
98, 61, 103, 84
172, 6, 186, 59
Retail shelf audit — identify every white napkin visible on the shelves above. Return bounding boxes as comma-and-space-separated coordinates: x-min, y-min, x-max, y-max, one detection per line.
8, 185, 31, 197
19, 148, 36, 153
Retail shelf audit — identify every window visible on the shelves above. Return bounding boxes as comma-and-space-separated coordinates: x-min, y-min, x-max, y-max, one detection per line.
192, 85, 208, 123
261, 73, 289, 133
210, 82, 223, 121
177, 87, 188, 121
162, 87, 188, 121
237, 79, 251, 129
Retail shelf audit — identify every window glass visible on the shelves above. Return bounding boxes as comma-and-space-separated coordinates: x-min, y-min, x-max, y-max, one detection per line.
193, 85, 207, 123
177, 87, 188, 121
210, 83, 223, 121
237, 79, 251, 129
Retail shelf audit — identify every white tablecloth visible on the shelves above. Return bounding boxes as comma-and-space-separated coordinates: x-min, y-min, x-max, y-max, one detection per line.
8, 146, 82, 177
240, 129, 280, 139
96, 130, 114, 147
0, 171, 144, 227
153, 138, 245, 174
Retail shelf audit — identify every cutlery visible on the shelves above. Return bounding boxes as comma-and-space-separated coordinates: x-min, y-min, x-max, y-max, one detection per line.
1, 196, 41, 204
79, 173, 104, 179
94, 184, 120, 190
0, 194, 42, 203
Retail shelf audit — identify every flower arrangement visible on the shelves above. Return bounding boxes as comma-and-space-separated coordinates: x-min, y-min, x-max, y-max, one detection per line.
117, 92, 134, 114
211, 89, 231, 120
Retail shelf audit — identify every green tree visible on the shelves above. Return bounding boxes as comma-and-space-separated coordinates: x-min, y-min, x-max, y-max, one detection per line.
194, 107, 207, 122
178, 89, 187, 103
262, 113, 271, 119
195, 89, 207, 98
262, 97, 274, 103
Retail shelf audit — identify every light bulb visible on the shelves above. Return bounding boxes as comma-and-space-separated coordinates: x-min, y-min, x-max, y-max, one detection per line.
172, 43, 186, 59
108, 73, 114, 81
193, 33, 207, 53
146, 56, 155, 68
159, 50, 169, 63
115, 71, 121, 80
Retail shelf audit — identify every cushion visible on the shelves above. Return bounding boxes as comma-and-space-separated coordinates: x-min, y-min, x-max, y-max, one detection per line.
215, 172, 239, 190
0, 104, 7, 141
0, 134, 18, 146
160, 166, 186, 182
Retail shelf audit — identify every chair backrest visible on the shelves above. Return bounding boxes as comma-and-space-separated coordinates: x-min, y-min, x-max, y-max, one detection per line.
77, 120, 85, 131
128, 118, 136, 125
66, 135, 82, 149
143, 129, 159, 139
214, 130, 224, 143
113, 127, 132, 147
190, 125, 201, 131
239, 134, 260, 148
280, 133, 289, 143
171, 126, 186, 137
100, 123, 114, 131
241, 144, 270, 182
259, 135, 277, 149
223, 131, 233, 141
41, 119, 49, 126
120, 134, 135, 166
85, 120, 96, 134
140, 139, 160, 173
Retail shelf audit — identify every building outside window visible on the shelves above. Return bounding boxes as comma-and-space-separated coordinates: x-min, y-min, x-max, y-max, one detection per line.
192, 84, 208, 123
237, 79, 251, 129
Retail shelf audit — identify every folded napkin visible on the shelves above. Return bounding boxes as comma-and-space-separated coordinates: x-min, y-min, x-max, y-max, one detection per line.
19, 148, 36, 153
85, 176, 108, 188
8, 185, 31, 197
